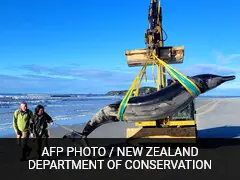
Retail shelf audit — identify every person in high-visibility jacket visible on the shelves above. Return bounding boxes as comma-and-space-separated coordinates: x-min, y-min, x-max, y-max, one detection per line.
12, 101, 33, 161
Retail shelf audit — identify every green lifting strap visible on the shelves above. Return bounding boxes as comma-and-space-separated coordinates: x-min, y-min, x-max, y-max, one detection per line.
169, 68, 201, 97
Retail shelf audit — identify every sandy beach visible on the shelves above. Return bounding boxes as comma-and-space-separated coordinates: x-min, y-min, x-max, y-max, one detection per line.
1, 97, 240, 179
47, 97, 240, 138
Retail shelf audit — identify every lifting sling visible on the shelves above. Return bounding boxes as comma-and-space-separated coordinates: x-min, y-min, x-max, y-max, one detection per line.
117, 52, 201, 121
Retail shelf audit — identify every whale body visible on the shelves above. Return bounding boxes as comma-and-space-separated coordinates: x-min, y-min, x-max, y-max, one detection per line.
65, 74, 236, 138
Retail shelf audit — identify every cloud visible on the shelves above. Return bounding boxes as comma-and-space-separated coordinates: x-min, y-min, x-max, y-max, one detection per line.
0, 74, 87, 93
1, 63, 144, 93
215, 81, 240, 90
21, 64, 138, 83
201, 88, 240, 96
21, 65, 50, 74
22, 64, 71, 75
21, 63, 240, 81
176, 64, 239, 76
213, 51, 240, 64
2, 61, 240, 94
0, 69, 139, 94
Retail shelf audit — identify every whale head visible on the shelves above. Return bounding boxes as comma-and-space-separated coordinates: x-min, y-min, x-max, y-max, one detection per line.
190, 74, 236, 93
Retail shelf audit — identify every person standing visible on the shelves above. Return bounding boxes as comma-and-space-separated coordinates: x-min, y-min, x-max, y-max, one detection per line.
13, 101, 33, 161
30, 105, 54, 159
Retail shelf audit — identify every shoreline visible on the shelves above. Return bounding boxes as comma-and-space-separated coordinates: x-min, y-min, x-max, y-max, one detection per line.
1, 97, 240, 138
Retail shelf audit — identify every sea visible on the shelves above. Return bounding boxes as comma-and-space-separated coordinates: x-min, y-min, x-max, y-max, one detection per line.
0, 93, 238, 137
0, 93, 122, 137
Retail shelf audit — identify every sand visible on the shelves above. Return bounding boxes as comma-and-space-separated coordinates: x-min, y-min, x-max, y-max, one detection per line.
48, 97, 240, 138
1, 97, 239, 180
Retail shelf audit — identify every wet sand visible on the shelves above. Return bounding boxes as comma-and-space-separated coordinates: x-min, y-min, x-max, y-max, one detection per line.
49, 97, 240, 138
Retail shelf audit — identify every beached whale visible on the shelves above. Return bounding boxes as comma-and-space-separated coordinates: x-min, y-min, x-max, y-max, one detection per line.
64, 74, 236, 138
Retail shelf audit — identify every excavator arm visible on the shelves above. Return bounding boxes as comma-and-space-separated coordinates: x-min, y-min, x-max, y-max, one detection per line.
145, 0, 164, 52
124, 0, 197, 140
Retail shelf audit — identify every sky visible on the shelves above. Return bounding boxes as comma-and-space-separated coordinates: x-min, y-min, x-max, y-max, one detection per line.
0, 0, 239, 95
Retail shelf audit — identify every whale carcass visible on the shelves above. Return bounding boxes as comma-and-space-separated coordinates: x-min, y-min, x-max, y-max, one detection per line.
64, 74, 236, 138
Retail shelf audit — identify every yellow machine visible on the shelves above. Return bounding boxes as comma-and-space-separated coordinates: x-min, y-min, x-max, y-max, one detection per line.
124, 0, 197, 139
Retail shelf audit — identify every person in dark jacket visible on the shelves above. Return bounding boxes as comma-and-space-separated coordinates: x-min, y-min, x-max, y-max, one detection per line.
30, 105, 54, 159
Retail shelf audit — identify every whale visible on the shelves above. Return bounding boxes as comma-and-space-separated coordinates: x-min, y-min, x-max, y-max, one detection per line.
64, 74, 236, 138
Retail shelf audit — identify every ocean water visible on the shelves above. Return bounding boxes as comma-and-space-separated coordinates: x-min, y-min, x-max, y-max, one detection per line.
0, 94, 122, 137
1, 93, 238, 137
